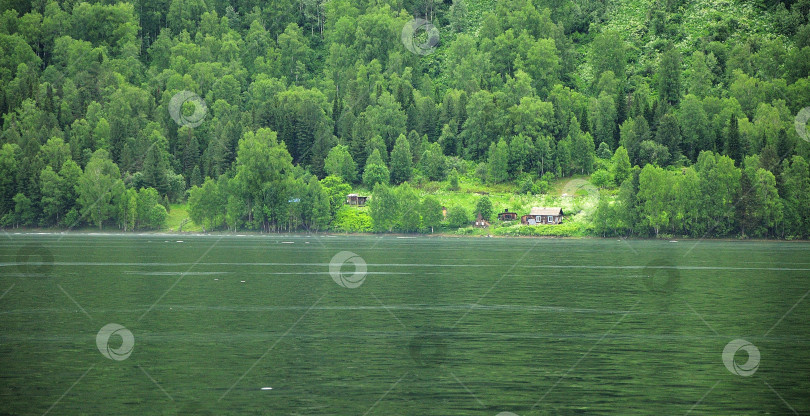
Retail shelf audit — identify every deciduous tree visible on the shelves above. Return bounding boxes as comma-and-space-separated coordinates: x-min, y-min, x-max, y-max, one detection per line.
77, 149, 124, 229
324, 144, 357, 184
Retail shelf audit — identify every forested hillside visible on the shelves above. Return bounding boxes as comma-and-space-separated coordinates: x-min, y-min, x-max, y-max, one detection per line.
1, 0, 809, 238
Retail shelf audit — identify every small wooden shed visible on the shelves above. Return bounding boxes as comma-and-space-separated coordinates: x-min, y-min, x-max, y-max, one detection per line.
497, 209, 518, 221
521, 207, 564, 225
346, 194, 368, 206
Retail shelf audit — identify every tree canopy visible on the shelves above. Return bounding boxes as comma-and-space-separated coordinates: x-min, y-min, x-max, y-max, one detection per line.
0, 0, 807, 238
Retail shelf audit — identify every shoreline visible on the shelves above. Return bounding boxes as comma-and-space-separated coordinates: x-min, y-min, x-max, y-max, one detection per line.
3, 228, 808, 243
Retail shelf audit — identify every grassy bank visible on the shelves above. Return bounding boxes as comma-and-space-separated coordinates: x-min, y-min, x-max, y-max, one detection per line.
166, 175, 603, 237
164, 203, 202, 232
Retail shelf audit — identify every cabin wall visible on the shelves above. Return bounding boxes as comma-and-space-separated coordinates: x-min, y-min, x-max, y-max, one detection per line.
521, 215, 563, 225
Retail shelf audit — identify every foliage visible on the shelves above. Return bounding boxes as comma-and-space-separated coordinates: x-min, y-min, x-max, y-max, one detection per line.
389, 134, 413, 185
331, 206, 373, 233
420, 142, 446, 181
396, 183, 421, 232
321, 176, 352, 218
493, 223, 583, 237
447, 205, 471, 229
77, 150, 124, 229
325, 144, 357, 184
487, 139, 510, 184
362, 162, 389, 189
135, 187, 168, 230
362, 149, 390, 188
0, 0, 806, 240
448, 168, 460, 191
611, 147, 631, 185
518, 177, 535, 194
232, 128, 294, 231
188, 178, 224, 231
475, 195, 493, 220
591, 169, 613, 189
421, 195, 444, 232
369, 183, 398, 232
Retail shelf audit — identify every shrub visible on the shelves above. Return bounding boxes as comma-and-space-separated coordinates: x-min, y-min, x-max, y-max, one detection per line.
533, 180, 550, 194
446, 205, 470, 228
591, 169, 613, 188
519, 177, 535, 194
493, 223, 583, 237
331, 206, 373, 232
447, 168, 460, 190
61, 208, 79, 228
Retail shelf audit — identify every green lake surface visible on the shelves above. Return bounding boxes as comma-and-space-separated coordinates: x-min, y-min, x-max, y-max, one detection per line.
1, 234, 808, 415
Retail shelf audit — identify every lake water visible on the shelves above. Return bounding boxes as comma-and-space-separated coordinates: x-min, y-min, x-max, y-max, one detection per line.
1, 234, 808, 415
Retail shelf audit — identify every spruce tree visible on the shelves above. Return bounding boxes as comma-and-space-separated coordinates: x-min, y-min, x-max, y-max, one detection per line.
190, 165, 202, 188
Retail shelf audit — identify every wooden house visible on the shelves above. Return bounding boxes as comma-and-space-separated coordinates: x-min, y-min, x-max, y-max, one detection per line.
473, 212, 490, 228
497, 209, 518, 221
521, 207, 563, 225
346, 194, 368, 206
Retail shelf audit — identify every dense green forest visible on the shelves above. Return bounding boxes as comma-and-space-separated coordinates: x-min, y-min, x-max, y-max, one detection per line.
1, 0, 810, 238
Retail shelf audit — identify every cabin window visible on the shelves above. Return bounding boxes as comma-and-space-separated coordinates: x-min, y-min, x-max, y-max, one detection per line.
548, 216, 554, 223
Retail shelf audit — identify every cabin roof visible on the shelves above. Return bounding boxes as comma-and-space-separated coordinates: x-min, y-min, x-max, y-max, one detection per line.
528, 207, 563, 216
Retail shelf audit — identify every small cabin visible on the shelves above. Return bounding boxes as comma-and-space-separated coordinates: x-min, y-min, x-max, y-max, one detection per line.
473, 213, 490, 228
497, 209, 518, 221
346, 194, 368, 206
521, 207, 563, 225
